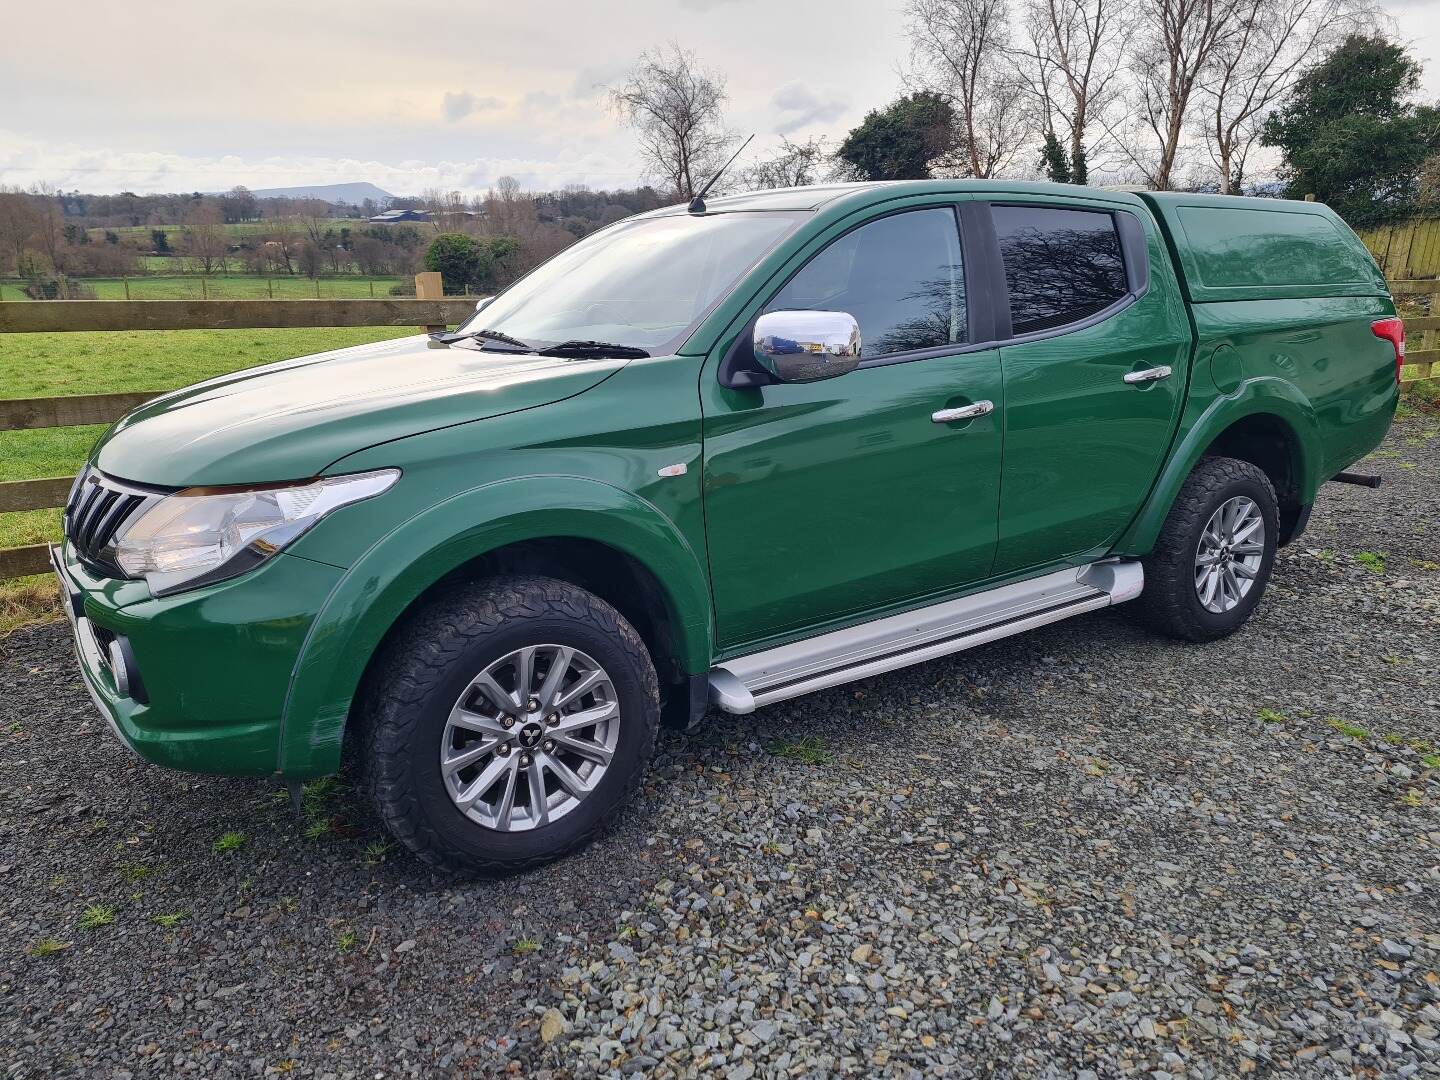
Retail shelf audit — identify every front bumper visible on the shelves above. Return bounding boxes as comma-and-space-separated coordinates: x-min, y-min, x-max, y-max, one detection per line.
51, 541, 343, 776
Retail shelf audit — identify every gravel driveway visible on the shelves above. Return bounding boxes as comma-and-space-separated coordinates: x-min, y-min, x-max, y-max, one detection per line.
3, 417, 1438, 1080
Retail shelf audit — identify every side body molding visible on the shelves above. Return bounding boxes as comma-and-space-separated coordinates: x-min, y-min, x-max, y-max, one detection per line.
277, 475, 714, 778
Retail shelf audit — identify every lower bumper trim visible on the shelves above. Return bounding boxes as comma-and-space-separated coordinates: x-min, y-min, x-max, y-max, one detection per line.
50, 544, 140, 759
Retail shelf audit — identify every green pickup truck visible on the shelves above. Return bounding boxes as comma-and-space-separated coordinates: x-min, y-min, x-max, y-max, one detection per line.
53, 181, 1402, 873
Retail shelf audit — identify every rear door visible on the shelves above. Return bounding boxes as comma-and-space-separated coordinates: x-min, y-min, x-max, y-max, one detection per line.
701, 201, 1005, 649
986, 198, 1192, 576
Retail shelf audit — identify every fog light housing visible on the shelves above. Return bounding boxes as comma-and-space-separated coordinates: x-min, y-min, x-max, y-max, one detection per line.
105, 636, 147, 703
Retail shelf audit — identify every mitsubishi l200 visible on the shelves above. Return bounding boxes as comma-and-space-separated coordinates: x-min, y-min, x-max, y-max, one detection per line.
52, 182, 1401, 872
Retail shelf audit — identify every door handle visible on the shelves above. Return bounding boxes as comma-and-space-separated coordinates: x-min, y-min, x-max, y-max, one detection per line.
931, 400, 994, 424
1123, 365, 1173, 385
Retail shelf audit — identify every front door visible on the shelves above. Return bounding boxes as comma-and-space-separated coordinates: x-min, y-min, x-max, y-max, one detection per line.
987, 200, 1192, 576
701, 204, 1005, 650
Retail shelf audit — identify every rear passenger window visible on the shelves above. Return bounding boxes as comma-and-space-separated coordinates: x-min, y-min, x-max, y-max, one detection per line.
993, 206, 1129, 335
766, 208, 966, 359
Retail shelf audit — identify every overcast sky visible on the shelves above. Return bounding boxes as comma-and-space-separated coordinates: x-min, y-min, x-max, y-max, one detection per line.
2, 0, 1437, 197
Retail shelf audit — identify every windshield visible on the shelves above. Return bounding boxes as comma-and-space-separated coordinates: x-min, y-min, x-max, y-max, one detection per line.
457, 211, 804, 354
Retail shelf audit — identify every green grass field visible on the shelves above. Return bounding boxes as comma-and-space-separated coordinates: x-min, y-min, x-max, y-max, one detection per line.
0, 326, 416, 628
90, 218, 379, 242
0, 274, 404, 302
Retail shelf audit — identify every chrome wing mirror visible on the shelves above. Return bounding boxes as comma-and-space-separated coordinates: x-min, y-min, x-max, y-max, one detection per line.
752, 310, 861, 383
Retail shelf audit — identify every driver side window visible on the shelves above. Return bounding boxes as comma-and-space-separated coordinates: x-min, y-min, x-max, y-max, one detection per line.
765, 208, 967, 359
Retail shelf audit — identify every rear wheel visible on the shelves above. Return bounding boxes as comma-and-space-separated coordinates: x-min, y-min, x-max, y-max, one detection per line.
356, 575, 660, 875
1134, 456, 1279, 642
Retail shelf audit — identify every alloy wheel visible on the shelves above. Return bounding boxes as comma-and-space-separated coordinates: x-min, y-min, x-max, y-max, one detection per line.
1194, 495, 1266, 614
439, 645, 619, 831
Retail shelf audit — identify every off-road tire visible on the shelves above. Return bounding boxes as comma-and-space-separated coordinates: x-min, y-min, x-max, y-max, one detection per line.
355, 575, 660, 875
1133, 456, 1280, 642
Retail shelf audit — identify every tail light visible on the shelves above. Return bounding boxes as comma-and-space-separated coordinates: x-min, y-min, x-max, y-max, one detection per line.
1371, 317, 1405, 383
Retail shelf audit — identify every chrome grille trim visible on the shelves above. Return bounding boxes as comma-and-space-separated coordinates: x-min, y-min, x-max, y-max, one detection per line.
63, 467, 172, 578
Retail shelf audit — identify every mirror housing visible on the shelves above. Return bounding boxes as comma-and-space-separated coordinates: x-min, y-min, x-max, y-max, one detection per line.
752, 310, 862, 383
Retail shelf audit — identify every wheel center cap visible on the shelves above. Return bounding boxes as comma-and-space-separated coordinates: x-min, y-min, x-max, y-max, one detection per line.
518, 722, 543, 748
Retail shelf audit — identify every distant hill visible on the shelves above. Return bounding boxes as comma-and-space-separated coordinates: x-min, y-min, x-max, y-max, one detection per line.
247, 182, 394, 204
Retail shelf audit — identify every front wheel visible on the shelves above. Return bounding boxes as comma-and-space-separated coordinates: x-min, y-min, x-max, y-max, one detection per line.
355, 575, 660, 875
1133, 456, 1280, 642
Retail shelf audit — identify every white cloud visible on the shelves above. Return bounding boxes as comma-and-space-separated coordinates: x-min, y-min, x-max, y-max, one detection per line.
0, 131, 641, 196
569, 62, 630, 99
442, 91, 505, 122
770, 82, 849, 135
3, 0, 1434, 196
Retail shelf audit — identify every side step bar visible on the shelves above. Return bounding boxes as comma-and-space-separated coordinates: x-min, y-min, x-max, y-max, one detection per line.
708, 561, 1143, 715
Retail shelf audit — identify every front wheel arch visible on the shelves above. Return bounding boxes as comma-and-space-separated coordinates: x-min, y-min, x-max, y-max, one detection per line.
276, 477, 713, 779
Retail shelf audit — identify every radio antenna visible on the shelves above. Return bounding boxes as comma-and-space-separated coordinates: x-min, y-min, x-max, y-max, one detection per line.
688, 134, 754, 214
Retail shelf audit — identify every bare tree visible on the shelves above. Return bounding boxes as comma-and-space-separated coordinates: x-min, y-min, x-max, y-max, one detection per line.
181, 202, 229, 276
1011, 0, 1131, 182
292, 198, 332, 247
743, 137, 830, 190
484, 176, 537, 239
0, 188, 42, 276
904, 0, 1035, 177
29, 183, 65, 273
1196, 0, 1370, 192
1421, 153, 1440, 214
261, 214, 301, 275
611, 44, 734, 200
219, 186, 257, 223
1119, 0, 1242, 189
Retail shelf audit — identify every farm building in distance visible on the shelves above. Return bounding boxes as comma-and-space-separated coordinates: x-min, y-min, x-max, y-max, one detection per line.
368, 208, 432, 224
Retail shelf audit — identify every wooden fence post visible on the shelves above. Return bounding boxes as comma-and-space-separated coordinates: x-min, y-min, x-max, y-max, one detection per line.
416, 272, 445, 332
415, 272, 443, 299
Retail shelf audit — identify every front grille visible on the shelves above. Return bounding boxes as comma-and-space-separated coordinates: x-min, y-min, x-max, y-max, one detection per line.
63, 468, 167, 577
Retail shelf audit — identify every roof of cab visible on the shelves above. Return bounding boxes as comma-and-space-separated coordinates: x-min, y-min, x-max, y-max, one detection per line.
644, 179, 1150, 216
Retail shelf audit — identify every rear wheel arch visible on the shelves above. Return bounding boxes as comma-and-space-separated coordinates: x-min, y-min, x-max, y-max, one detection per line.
1117, 384, 1323, 557
278, 479, 713, 778
1200, 412, 1307, 544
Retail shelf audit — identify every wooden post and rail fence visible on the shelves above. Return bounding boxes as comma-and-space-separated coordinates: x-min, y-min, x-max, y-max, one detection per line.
0, 274, 1437, 583
0, 272, 468, 580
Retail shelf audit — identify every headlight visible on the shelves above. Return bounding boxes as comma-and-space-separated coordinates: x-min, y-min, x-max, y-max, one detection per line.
115, 469, 398, 596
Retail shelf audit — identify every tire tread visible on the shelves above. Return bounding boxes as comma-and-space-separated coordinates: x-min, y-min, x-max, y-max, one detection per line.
354, 575, 658, 876
1134, 456, 1278, 642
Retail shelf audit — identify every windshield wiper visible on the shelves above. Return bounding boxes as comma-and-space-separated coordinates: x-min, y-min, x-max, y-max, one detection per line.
430, 327, 533, 351
536, 340, 650, 359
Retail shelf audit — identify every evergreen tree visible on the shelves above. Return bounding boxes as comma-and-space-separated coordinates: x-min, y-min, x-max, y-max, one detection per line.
836, 93, 960, 181
1040, 132, 1071, 184
1262, 34, 1440, 226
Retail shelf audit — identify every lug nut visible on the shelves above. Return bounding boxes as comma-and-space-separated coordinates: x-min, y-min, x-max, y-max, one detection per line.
497, 744, 511, 756
542, 739, 555, 753
547, 713, 560, 727
502, 716, 515, 729
519, 754, 532, 767
528, 696, 540, 711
